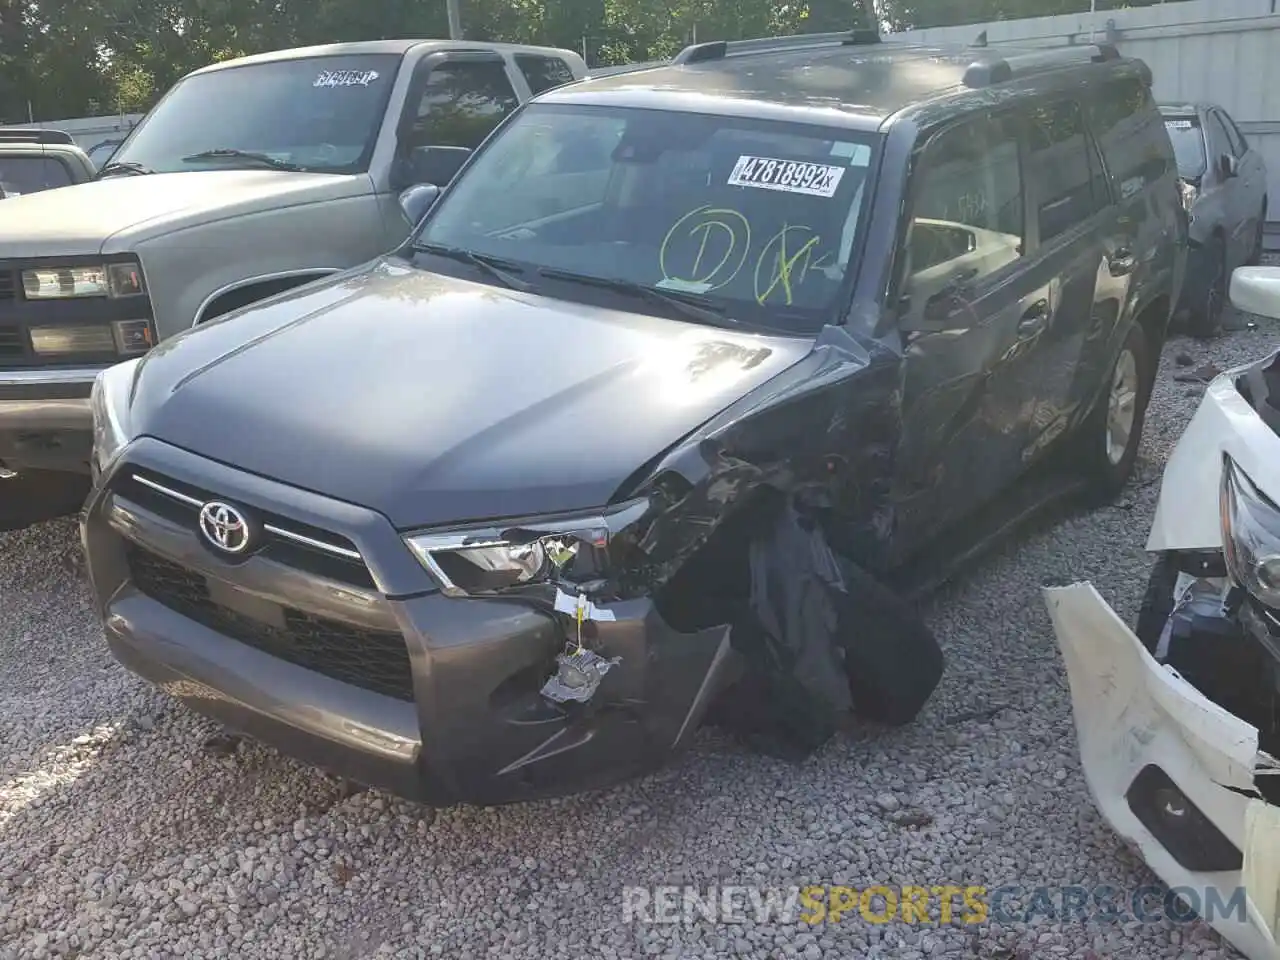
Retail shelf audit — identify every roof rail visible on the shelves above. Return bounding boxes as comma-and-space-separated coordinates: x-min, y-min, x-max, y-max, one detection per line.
0, 128, 75, 146
962, 43, 1121, 88
673, 28, 881, 65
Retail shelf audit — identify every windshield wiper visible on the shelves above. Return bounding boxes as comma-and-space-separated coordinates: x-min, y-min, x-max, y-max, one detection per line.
95, 161, 154, 179
539, 269, 732, 327
182, 149, 301, 172
414, 243, 533, 293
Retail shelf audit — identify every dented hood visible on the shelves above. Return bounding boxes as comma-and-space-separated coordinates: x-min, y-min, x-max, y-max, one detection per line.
0, 169, 370, 257
126, 258, 811, 529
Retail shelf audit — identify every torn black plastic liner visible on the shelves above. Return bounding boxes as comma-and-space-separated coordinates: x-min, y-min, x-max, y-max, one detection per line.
715, 499, 945, 753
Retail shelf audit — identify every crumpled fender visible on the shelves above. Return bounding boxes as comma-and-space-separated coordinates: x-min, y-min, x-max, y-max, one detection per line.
1044, 582, 1280, 960
1147, 353, 1280, 553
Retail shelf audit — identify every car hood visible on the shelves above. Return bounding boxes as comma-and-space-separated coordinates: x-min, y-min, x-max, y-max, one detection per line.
127, 258, 812, 529
0, 170, 370, 258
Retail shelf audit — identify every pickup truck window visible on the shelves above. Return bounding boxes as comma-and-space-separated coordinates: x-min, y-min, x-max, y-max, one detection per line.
0, 155, 74, 197
404, 60, 520, 151
108, 53, 401, 175
515, 54, 576, 95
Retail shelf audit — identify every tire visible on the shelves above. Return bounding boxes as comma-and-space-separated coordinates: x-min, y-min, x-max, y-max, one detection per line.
1188, 236, 1228, 338
0, 469, 91, 532
1249, 199, 1269, 266
1076, 322, 1154, 502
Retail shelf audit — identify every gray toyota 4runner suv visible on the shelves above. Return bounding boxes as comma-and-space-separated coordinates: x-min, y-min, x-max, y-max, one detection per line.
0, 39, 585, 527
85, 32, 1185, 805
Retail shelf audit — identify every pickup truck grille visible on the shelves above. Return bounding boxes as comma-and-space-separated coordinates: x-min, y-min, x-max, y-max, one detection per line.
0, 324, 23, 358
0, 267, 15, 301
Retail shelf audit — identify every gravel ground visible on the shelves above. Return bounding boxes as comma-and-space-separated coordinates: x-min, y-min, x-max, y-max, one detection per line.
3, 307, 1278, 960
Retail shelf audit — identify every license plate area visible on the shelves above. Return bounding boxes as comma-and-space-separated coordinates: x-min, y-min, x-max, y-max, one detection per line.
205, 576, 286, 630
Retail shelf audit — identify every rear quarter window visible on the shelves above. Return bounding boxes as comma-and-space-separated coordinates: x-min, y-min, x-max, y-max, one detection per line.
1085, 79, 1173, 199
0, 155, 74, 197
515, 55, 577, 95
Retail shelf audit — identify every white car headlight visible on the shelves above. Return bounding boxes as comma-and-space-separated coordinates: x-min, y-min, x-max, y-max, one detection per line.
405, 499, 651, 597
22, 261, 146, 300
1220, 455, 1280, 608
90, 358, 143, 476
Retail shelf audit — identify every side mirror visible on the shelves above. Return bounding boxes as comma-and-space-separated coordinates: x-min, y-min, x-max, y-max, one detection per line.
1222, 154, 1241, 179
396, 145, 471, 190
399, 184, 440, 227
1230, 266, 1280, 321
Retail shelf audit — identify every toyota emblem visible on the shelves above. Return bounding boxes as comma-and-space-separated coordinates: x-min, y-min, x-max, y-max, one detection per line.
198, 500, 252, 554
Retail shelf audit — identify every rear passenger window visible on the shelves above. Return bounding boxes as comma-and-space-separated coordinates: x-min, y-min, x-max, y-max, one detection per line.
1024, 100, 1108, 242
405, 59, 520, 151
515, 55, 576, 95
901, 113, 1024, 321
1085, 79, 1172, 201
0, 156, 73, 197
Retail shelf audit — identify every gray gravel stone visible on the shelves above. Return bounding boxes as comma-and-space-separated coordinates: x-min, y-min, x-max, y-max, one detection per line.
3, 311, 1274, 959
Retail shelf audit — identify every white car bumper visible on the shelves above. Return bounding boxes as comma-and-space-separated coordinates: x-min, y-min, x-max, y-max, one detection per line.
1045, 582, 1280, 960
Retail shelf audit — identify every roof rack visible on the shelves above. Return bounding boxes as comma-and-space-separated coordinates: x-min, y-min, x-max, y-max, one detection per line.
962, 43, 1120, 88
0, 128, 75, 146
673, 28, 881, 65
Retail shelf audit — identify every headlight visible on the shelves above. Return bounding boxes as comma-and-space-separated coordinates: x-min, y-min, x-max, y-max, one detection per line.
405, 499, 651, 597
1220, 455, 1280, 608
22, 261, 146, 300
90, 358, 142, 475
1178, 181, 1198, 216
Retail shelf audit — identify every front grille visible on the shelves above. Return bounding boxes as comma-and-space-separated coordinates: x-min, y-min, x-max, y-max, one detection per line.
0, 324, 24, 358
0, 268, 15, 302
127, 545, 415, 701
113, 468, 375, 590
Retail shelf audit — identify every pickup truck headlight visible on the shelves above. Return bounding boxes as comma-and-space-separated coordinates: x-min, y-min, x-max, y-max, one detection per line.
90, 358, 142, 476
1221, 455, 1280, 608
405, 499, 651, 597
22, 262, 146, 300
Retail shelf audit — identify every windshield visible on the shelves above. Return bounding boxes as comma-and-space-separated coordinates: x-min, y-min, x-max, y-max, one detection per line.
1164, 116, 1206, 180
415, 103, 878, 330
110, 54, 401, 174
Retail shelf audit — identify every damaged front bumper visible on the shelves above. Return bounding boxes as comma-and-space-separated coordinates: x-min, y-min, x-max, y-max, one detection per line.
85, 438, 738, 806
1045, 583, 1280, 960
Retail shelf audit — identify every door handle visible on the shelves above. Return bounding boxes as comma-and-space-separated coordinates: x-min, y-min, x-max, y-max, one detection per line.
1017, 299, 1050, 338
1109, 248, 1137, 277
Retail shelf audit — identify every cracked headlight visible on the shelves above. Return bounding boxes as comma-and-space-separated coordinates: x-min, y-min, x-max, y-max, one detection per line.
90, 358, 142, 477
1221, 454, 1280, 608
405, 499, 651, 597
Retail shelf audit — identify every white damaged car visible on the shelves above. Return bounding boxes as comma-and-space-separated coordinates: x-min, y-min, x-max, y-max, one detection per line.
1045, 266, 1280, 960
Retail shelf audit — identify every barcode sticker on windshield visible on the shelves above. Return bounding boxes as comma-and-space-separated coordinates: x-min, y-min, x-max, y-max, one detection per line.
727, 156, 845, 197
314, 70, 380, 88
1166, 120, 1194, 129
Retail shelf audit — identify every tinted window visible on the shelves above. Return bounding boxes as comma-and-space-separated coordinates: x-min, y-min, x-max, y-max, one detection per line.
515, 55, 576, 95
901, 114, 1024, 319
1206, 111, 1234, 163
110, 54, 400, 174
406, 59, 519, 151
1025, 100, 1108, 241
1085, 79, 1172, 200
0, 156, 73, 197
1163, 116, 1206, 179
419, 103, 877, 330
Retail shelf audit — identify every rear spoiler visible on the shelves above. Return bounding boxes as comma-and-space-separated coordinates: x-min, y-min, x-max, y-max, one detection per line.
0, 128, 76, 146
